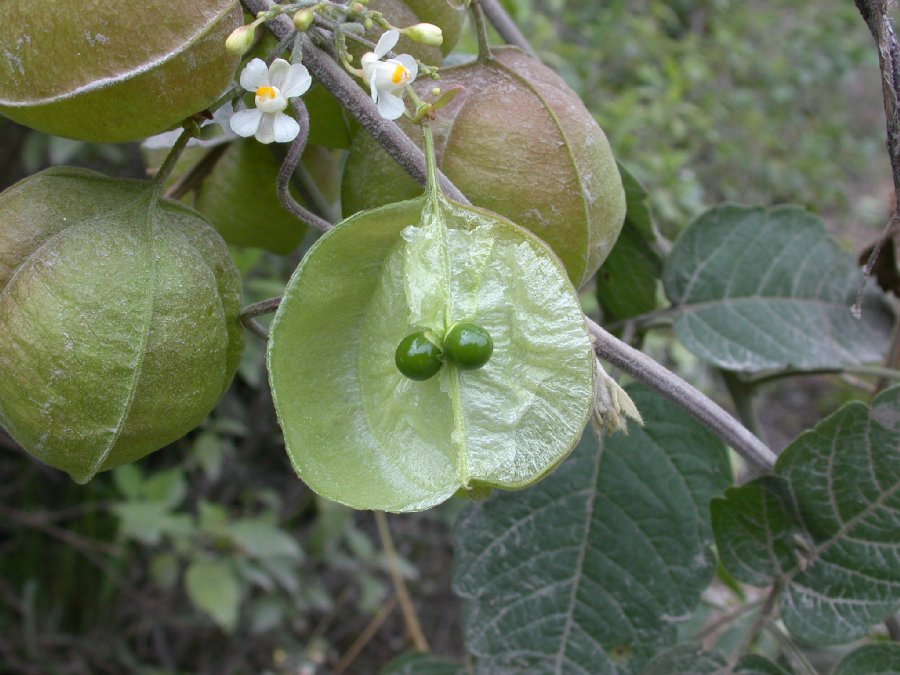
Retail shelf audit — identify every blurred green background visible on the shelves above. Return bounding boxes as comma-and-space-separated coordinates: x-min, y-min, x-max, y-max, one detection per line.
0, 1, 892, 673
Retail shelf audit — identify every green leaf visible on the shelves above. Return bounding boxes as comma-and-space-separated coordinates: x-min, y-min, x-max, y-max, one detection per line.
832, 643, 900, 674
247, 596, 285, 635
596, 220, 662, 322
268, 195, 595, 512
712, 385, 900, 645
597, 164, 661, 323
735, 654, 792, 675
149, 552, 180, 590
141, 468, 187, 508
379, 651, 467, 675
185, 559, 241, 633
225, 519, 303, 560
192, 432, 225, 481
643, 645, 727, 674
617, 162, 654, 240
663, 205, 895, 371
304, 83, 356, 149
113, 502, 194, 546
112, 464, 144, 500
453, 386, 732, 673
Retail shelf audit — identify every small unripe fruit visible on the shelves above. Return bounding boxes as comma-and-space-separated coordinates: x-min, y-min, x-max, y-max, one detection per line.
395, 332, 443, 381
443, 323, 493, 370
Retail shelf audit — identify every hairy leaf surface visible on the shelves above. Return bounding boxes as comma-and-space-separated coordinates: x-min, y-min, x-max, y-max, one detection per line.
663, 205, 894, 371
453, 387, 731, 673
712, 385, 900, 644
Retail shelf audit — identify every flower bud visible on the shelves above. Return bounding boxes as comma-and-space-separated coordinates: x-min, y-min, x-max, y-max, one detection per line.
292, 9, 314, 32
225, 24, 256, 55
350, 2, 366, 14
401, 22, 443, 47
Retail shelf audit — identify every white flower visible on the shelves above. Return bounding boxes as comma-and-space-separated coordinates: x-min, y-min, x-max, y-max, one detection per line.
230, 58, 312, 144
361, 29, 418, 120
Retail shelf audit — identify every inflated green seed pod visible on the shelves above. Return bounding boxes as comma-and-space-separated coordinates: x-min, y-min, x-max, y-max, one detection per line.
343, 48, 627, 288
0, 0, 242, 142
0, 167, 244, 483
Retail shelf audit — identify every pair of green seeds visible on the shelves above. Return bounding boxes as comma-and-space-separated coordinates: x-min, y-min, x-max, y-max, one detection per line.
395, 323, 493, 381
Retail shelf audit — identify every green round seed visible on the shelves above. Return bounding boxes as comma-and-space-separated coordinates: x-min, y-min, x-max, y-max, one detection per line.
444, 322, 493, 370
395, 332, 443, 381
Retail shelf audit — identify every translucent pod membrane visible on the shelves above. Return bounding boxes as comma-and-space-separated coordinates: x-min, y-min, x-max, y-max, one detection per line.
267, 194, 595, 512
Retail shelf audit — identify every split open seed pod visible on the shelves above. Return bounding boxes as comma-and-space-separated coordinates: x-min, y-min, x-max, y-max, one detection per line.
267, 192, 595, 512
0, 167, 243, 482
343, 48, 627, 288
0, 0, 242, 142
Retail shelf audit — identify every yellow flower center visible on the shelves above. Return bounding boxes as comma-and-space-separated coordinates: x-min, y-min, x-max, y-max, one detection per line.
391, 64, 409, 85
256, 86, 277, 100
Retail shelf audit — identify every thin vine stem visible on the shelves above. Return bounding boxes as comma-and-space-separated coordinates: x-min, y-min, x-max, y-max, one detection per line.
151, 128, 192, 197
761, 621, 819, 675
470, 0, 493, 62
748, 363, 900, 387
478, 0, 539, 58
721, 370, 764, 443
164, 143, 228, 200
852, 1, 900, 315
725, 581, 782, 672
690, 598, 764, 644
586, 318, 778, 472
276, 99, 333, 233
334, 594, 399, 674
240, 297, 282, 339
373, 511, 430, 653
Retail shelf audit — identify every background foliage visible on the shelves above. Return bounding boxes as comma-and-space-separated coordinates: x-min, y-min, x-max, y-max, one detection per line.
1, 0, 897, 673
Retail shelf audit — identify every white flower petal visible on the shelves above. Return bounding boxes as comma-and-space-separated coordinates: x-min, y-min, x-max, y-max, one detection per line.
272, 112, 301, 143
240, 58, 269, 91
267, 58, 291, 90
255, 113, 276, 144
374, 29, 400, 57
370, 60, 399, 91
229, 108, 263, 137
376, 91, 406, 120
281, 63, 312, 98
396, 54, 418, 82
369, 70, 379, 103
